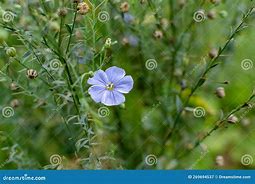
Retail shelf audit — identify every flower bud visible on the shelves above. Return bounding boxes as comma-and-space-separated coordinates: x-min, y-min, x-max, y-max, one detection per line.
227, 115, 238, 124
241, 118, 250, 127
178, 0, 186, 8
120, 2, 129, 13
27, 69, 38, 79
10, 99, 20, 108
208, 48, 218, 59
215, 155, 224, 166
215, 87, 225, 98
6, 47, 16, 57
10, 83, 19, 91
153, 30, 163, 39
58, 8, 68, 17
77, 2, 89, 15
207, 10, 216, 20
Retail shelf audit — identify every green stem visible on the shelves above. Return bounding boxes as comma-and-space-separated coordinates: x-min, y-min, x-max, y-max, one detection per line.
160, 7, 254, 155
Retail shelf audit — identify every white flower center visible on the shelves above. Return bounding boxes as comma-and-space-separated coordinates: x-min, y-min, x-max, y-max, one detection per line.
106, 83, 114, 91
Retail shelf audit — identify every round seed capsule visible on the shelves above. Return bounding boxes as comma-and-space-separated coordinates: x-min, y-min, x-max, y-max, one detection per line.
215, 87, 225, 98
27, 69, 38, 79
227, 115, 238, 124
6, 47, 16, 57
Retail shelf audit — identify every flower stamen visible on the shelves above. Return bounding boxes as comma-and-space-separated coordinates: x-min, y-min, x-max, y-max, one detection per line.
106, 83, 114, 91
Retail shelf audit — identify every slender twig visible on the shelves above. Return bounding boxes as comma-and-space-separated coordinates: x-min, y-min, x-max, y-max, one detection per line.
161, 7, 254, 153
178, 92, 255, 159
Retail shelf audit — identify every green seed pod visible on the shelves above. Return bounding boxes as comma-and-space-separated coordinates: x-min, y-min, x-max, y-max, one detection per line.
0, 29, 9, 43
6, 47, 16, 57
219, 10, 228, 18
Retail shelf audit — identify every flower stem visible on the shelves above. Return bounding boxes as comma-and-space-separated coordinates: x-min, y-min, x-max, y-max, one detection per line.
160, 7, 254, 155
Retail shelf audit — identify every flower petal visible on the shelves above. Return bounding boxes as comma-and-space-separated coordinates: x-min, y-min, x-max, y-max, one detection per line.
105, 66, 126, 83
114, 75, 134, 94
87, 70, 109, 86
101, 90, 125, 106
88, 85, 106, 103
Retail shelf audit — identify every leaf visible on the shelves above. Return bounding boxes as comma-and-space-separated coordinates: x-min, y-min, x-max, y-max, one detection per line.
209, 63, 219, 69
22, 51, 31, 59
197, 77, 206, 87
65, 24, 72, 34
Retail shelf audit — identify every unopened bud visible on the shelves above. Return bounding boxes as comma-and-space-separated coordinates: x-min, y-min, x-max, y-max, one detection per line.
215, 155, 224, 166
209, 48, 218, 59
10, 83, 19, 91
227, 115, 238, 124
58, 8, 68, 17
6, 47, 16, 57
120, 2, 129, 13
215, 87, 225, 98
27, 69, 38, 79
10, 99, 20, 108
207, 10, 216, 20
153, 30, 163, 39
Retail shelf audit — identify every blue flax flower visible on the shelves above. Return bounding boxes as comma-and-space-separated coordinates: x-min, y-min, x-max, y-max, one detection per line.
87, 66, 134, 106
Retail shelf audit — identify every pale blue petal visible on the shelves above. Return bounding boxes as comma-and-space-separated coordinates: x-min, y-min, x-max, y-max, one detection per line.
87, 70, 109, 86
101, 90, 125, 106
115, 76, 134, 94
105, 66, 125, 83
88, 85, 106, 103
